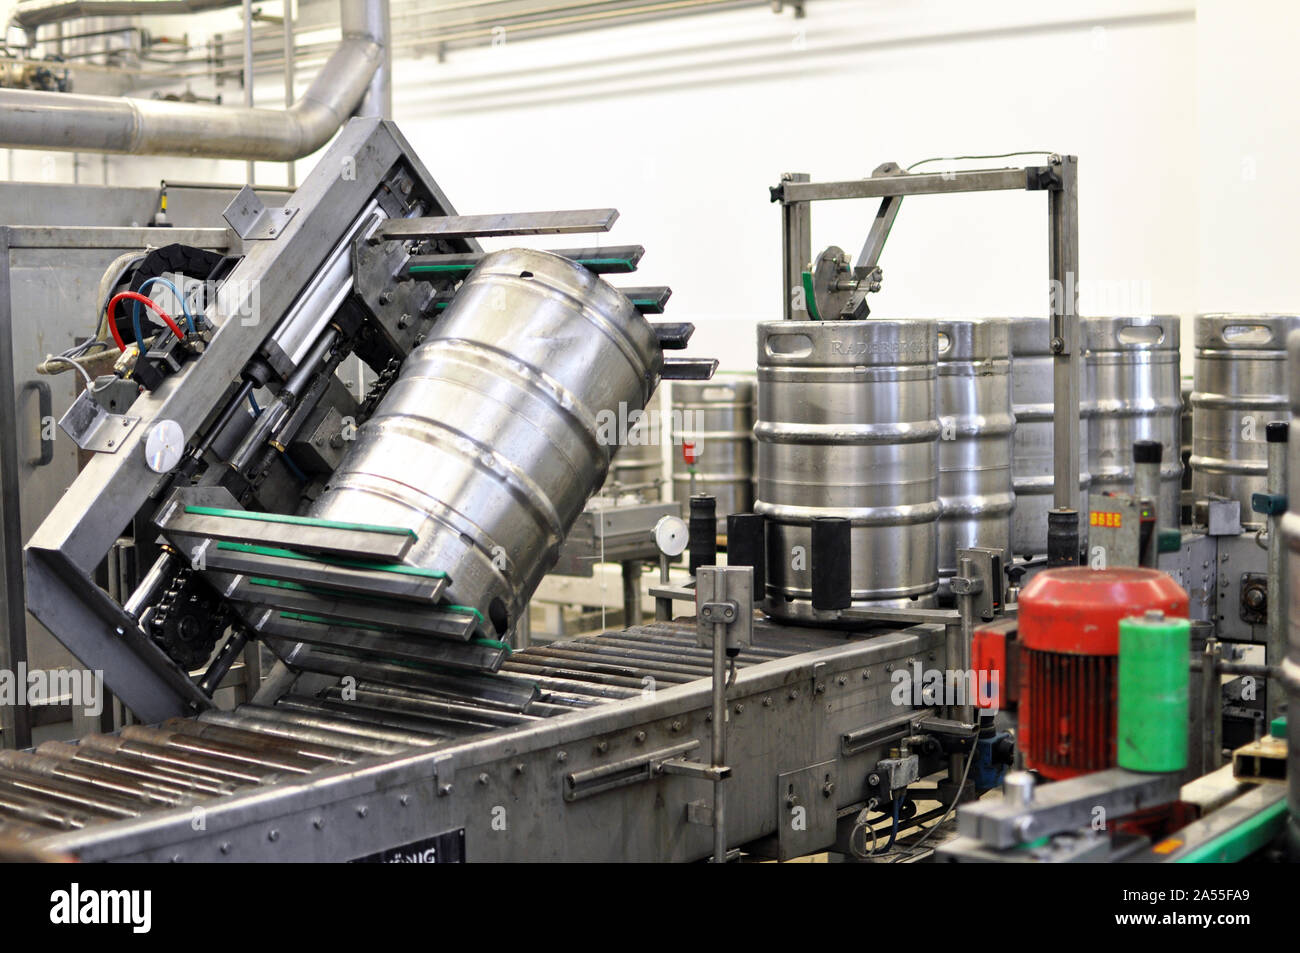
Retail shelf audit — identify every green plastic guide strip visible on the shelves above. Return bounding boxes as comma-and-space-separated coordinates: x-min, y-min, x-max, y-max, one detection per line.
215, 541, 446, 580
1175, 799, 1286, 864
280, 609, 506, 652
184, 505, 416, 539
250, 576, 392, 604
409, 254, 638, 277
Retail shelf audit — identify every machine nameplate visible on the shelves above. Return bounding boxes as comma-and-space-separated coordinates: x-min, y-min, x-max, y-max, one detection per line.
350, 829, 466, 864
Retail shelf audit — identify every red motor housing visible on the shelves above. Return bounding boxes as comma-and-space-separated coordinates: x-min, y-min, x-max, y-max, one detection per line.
1018, 567, 1188, 779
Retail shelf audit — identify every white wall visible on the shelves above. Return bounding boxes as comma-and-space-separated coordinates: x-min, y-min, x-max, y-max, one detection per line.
1195, 0, 1300, 313
392, 0, 1200, 372
6, 0, 1298, 376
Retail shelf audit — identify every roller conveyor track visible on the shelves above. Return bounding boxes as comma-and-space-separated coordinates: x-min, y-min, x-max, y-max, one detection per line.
0, 620, 875, 855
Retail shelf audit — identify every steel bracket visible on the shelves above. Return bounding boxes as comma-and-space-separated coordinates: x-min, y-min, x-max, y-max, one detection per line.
58, 386, 139, 453
223, 185, 297, 240
695, 565, 752, 649
562, 740, 701, 802
776, 760, 838, 861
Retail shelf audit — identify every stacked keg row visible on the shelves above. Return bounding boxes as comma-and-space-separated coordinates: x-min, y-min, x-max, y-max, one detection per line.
750, 315, 1188, 621
1190, 315, 1300, 528
633, 313, 1297, 624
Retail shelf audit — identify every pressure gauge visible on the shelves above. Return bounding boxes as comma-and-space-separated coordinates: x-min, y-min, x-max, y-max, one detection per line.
653, 514, 689, 557
144, 419, 185, 474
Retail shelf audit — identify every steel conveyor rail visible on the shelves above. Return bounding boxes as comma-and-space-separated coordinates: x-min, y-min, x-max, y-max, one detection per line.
0, 619, 944, 862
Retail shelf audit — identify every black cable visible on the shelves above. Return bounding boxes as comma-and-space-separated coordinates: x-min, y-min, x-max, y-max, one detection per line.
889, 748, 979, 863
905, 151, 1058, 172
95, 253, 146, 344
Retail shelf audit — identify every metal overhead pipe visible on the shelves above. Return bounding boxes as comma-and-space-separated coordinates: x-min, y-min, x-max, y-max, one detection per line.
10, 0, 241, 32
0, 0, 389, 160
355, 0, 390, 119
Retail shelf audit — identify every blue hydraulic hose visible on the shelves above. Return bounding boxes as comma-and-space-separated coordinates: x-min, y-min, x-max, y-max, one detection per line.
872, 795, 903, 855
134, 276, 198, 340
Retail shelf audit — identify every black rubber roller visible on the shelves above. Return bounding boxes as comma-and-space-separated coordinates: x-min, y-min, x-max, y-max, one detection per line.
689, 495, 717, 576
811, 516, 851, 611
1132, 439, 1162, 464
726, 513, 766, 595
1047, 507, 1080, 568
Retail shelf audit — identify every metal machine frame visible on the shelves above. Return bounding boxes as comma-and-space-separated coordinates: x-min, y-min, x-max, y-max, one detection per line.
22, 119, 479, 727
771, 157, 1081, 520
0, 216, 254, 750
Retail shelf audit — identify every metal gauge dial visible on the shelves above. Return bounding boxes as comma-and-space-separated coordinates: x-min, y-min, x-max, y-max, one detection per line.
653, 514, 689, 557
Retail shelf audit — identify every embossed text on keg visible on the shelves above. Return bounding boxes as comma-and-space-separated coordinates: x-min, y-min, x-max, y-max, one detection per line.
829, 337, 925, 355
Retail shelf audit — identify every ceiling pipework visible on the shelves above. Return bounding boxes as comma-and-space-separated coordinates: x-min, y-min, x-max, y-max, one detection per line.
0, 0, 390, 159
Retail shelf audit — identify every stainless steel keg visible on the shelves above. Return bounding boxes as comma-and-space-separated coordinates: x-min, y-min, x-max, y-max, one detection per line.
1192, 314, 1300, 526
1009, 316, 1091, 558
755, 320, 939, 623
1083, 315, 1182, 529
311, 248, 662, 636
670, 376, 755, 530
934, 319, 1014, 596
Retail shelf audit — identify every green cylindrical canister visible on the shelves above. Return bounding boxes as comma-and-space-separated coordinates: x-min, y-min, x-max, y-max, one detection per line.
1118, 610, 1191, 772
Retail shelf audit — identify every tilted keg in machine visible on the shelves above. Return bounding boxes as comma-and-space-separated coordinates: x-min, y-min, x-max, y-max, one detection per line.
1010, 316, 1091, 559
933, 318, 1014, 597
754, 320, 940, 622
1191, 314, 1300, 527
1083, 315, 1182, 530
670, 377, 755, 531
311, 248, 663, 637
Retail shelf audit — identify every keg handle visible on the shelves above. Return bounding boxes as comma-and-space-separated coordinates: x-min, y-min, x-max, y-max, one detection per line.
1116, 324, 1165, 347
1219, 324, 1271, 345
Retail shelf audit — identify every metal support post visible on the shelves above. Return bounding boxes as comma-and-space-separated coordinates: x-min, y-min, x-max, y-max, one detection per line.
1048, 156, 1080, 517
696, 565, 753, 862
1202, 636, 1222, 772
621, 560, 643, 628
779, 173, 811, 320
1263, 423, 1288, 722
243, 0, 255, 184
655, 552, 672, 622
